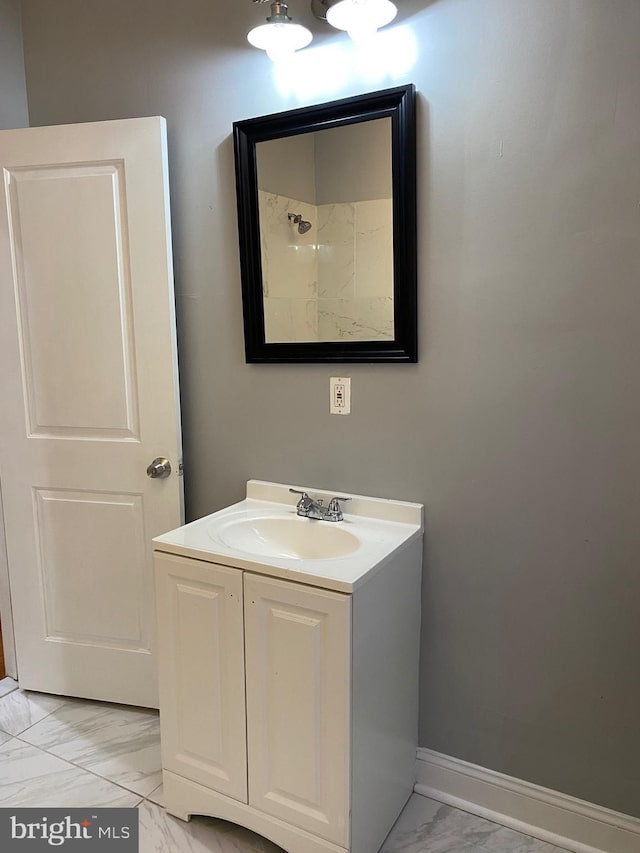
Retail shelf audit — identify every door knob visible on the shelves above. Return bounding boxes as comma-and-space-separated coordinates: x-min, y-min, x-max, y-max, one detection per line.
147, 457, 172, 479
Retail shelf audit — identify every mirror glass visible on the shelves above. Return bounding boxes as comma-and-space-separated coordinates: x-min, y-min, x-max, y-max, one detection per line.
256, 118, 393, 344
233, 85, 416, 363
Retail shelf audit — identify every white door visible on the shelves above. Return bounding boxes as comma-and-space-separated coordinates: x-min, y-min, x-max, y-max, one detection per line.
244, 574, 351, 847
0, 117, 182, 708
154, 552, 247, 802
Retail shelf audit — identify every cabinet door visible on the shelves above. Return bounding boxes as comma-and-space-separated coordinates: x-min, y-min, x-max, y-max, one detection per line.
244, 573, 350, 846
155, 552, 247, 802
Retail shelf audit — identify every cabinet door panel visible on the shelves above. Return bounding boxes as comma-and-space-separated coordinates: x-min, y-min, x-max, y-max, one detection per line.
244, 573, 350, 846
155, 552, 247, 802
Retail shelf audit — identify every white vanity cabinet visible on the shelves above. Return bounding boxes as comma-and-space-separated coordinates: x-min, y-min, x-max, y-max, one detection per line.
154, 554, 248, 802
155, 552, 350, 847
244, 573, 350, 844
153, 480, 423, 853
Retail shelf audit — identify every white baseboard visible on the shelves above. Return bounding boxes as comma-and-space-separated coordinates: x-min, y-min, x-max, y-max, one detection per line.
415, 748, 640, 853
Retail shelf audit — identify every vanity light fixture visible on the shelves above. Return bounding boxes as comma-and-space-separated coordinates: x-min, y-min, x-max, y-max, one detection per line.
325, 0, 397, 43
247, 0, 313, 62
248, 0, 399, 61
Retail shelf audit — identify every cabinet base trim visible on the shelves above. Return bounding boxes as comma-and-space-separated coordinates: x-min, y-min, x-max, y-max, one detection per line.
163, 771, 348, 853
415, 748, 640, 853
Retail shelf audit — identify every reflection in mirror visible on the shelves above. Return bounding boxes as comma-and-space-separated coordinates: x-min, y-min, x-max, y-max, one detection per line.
233, 84, 416, 363
256, 118, 394, 344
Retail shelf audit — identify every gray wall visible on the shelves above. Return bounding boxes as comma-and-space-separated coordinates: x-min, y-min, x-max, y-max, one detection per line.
0, 0, 28, 129
256, 117, 391, 204
256, 133, 316, 203
315, 118, 392, 204
20, 0, 640, 818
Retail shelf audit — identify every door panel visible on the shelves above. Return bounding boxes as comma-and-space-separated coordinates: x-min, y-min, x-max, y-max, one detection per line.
244, 573, 350, 846
6, 162, 139, 438
0, 117, 182, 706
155, 553, 247, 803
35, 490, 147, 650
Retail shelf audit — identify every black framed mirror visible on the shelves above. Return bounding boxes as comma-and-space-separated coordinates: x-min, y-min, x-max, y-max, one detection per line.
233, 84, 416, 363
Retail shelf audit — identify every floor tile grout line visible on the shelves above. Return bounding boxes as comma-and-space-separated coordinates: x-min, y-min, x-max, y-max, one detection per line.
12, 732, 161, 801
0, 690, 163, 801
145, 782, 164, 803
0, 693, 71, 739
0, 690, 159, 741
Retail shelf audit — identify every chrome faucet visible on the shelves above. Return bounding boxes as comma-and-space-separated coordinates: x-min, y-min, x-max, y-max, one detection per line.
289, 488, 352, 522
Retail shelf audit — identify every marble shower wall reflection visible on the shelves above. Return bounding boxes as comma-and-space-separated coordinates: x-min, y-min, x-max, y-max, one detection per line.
259, 190, 318, 343
259, 190, 393, 343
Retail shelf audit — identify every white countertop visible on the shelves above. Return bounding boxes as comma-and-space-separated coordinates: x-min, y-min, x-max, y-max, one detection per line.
153, 480, 424, 593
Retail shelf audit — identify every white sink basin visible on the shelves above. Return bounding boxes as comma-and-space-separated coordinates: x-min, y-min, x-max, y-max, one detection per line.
153, 480, 423, 592
210, 515, 360, 560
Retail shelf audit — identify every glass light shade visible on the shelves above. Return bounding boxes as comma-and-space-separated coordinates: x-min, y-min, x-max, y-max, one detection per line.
326, 0, 397, 42
247, 22, 313, 62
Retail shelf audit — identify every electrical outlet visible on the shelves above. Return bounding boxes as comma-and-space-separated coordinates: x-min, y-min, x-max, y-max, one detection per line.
330, 377, 351, 415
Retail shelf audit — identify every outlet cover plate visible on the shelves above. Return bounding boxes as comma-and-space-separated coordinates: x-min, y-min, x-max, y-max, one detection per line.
330, 377, 351, 415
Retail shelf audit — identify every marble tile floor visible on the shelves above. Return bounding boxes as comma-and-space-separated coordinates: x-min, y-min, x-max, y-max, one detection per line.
0, 684, 570, 852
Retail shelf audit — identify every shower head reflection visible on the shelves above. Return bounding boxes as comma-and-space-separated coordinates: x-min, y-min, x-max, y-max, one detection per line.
288, 212, 312, 234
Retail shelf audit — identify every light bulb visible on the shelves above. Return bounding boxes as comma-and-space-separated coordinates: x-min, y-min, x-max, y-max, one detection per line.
266, 43, 295, 63
347, 21, 378, 43
247, 3, 312, 63
326, 0, 397, 42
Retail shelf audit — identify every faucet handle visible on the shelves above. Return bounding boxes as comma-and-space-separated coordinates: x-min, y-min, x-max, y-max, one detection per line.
327, 495, 352, 521
289, 488, 313, 514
